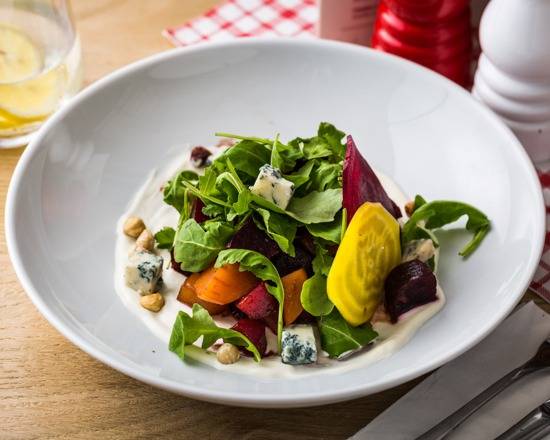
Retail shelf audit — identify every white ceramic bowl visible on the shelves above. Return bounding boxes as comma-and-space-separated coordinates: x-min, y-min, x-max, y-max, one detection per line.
6, 39, 545, 408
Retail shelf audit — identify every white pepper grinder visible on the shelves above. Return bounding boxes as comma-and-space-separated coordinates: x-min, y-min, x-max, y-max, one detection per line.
472, 0, 550, 163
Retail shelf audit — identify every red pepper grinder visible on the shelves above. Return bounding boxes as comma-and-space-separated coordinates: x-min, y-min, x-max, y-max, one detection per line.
372, 0, 472, 87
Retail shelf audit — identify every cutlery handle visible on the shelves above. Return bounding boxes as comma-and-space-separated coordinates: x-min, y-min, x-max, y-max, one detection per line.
496, 403, 550, 440
415, 367, 528, 440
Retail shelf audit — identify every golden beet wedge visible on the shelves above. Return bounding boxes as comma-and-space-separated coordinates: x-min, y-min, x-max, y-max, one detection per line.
327, 202, 401, 326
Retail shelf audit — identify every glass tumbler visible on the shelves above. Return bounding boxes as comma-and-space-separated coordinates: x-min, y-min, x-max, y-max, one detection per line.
0, 0, 83, 148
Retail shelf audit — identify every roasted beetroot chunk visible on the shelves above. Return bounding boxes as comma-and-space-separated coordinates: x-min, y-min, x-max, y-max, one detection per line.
228, 219, 280, 259
343, 135, 401, 221
236, 283, 278, 320
231, 318, 267, 356
271, 245, 313, 277
384, 259, 437, 323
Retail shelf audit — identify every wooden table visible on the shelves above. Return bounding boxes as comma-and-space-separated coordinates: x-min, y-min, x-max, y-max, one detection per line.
0, 1, 543, 438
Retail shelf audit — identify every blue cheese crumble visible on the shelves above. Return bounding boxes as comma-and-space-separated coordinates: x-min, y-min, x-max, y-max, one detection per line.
125, 251, 163, 294
250, 164, 294, 209
281, 325, 317, 365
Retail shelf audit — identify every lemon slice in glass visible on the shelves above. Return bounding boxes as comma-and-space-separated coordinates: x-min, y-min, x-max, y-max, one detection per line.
0, 24, 66, 125
327, 202, 401, 326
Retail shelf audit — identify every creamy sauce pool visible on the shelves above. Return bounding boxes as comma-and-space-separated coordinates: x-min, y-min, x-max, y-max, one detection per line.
114, 145, 445, 378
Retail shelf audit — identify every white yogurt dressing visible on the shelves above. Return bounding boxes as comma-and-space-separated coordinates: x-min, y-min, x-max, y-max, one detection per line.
114, 145, 445, 378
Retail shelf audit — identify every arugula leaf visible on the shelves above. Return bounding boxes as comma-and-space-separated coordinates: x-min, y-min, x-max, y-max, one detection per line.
173, 219, 234, 272
311, 244, 334, 276
318, 309, 378, 358
402, 198, 491, 258
154, 227, 176, 249
286, 188, 343, 224
169, 304, 261, 362
214, 139, 271, 180
298, 122, 346, 161
215, 249, 284, 349
163, 170, 199, 211
271, 134, 303, 173
306, 210, 342, 244
307, 161, 342, 193
253, 208, 297, 256
301, 273, 334, 317
283, 161, 315, 189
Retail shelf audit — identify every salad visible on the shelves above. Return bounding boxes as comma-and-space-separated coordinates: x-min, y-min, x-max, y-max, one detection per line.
120, 123, 490, 367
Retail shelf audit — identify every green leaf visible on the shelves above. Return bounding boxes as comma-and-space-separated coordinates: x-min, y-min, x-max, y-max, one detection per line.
301, 273, 334, 317
296, 122, 346, 161
215, 249, 284, 349
402, 198, 491, 258
253, 208, 297, 256
306, 210, 342, 244
311, 244, 334, 276
163, 170, 199, 212
286, 189, 343, 224
318, 309, 378, 358
154, 227, 176, 250
173, 219, 234, 272
271, 134, 304, 173
307, 161, 342, 193
169, 304, 261, 362
283, 161, 315, 189
214, 139, 271, 180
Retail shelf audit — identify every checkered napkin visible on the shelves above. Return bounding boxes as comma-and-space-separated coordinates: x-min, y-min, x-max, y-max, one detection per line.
163, 0, 317, 46
531, 162, 550, 300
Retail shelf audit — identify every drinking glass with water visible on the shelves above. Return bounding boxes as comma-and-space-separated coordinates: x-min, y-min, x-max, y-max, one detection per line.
0, 0, 82, 148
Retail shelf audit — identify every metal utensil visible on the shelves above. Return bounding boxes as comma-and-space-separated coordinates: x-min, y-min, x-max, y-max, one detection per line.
415, 339, 550, 440
496, 399, 550, 440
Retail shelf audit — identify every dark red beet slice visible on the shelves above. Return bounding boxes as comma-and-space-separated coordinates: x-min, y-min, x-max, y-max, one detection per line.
236, 283, 278, 320
230, 318, 267, 356
192, 198, 209, 223
271, 244, 313, 277
384, 259, 437, 323
296, 228, 316, 255
263, 311, 278, 334
294, 310, 316, 324
343, 135, 402, 221
228, 219, 280, 259
170, 250, 191, 276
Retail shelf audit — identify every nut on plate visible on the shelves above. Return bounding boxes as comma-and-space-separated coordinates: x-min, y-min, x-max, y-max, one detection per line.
404, 200, 415, 217
136, 229, 154, 252
140, 293, 165, 312
216, 343, 240, 364
123, 216, 146, 238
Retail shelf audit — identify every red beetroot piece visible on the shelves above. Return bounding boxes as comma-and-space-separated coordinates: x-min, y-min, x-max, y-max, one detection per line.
236, 283, 279, 333
384, 259, 437, 323
227, 219, 280, 259
271, 244, 313, 277
236, 283, 278, 320
230, 318, 267, 356
191, 198, 209, 223
343, 135, 402, 221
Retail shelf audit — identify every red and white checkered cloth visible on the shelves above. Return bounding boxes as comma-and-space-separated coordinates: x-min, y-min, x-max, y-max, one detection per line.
163, 1, 550, 302
531, 162, 550, 300
163, 0, 317, 46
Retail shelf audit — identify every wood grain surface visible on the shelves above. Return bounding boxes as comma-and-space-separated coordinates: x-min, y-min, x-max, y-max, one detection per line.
0, 1, 544, 439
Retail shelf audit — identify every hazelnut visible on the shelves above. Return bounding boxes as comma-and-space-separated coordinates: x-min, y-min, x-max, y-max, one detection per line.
216, 343, 240, 365
404, 200, 415, 217
136, 229, 154, 252
123, 217, 146, 238
140, 293, 164, 312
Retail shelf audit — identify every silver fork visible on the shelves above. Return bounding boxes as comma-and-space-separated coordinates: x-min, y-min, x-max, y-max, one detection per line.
415, 339, 550, 440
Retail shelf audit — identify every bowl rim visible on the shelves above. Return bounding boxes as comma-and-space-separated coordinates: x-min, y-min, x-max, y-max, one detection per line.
5, 37, 546, 408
